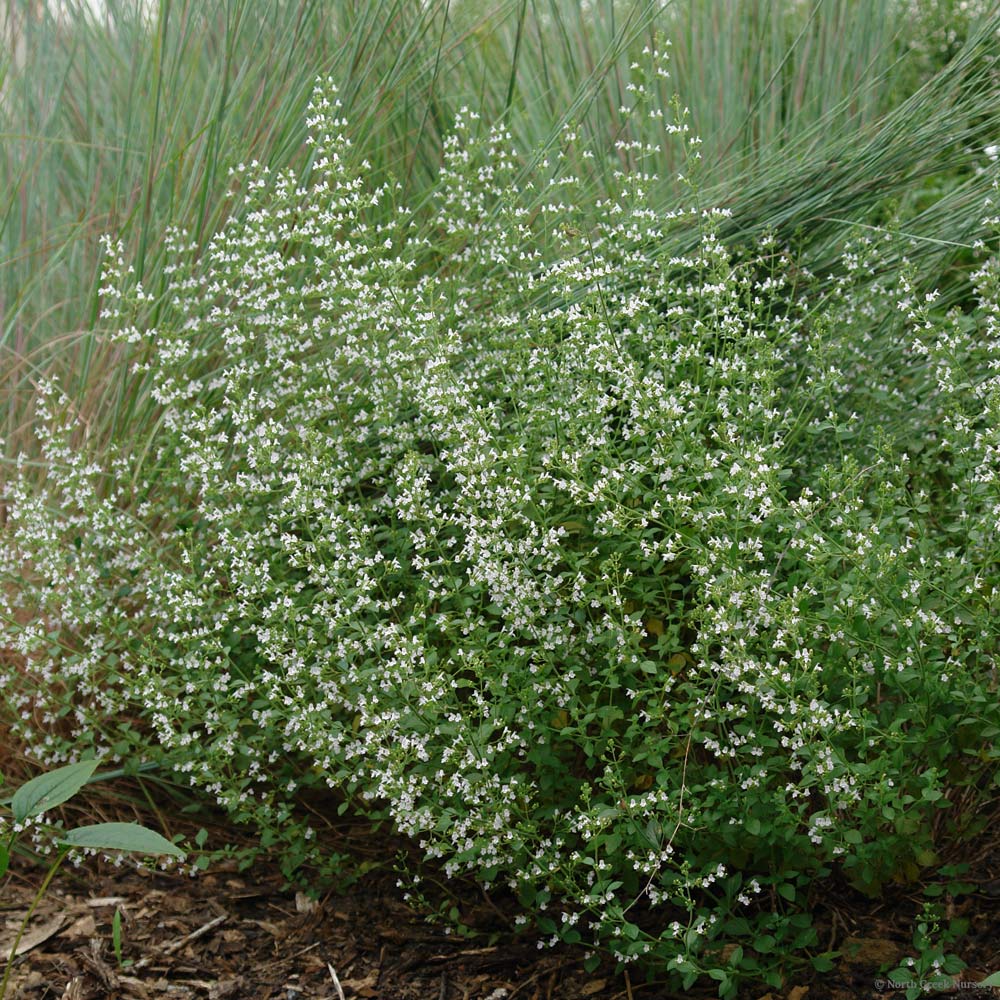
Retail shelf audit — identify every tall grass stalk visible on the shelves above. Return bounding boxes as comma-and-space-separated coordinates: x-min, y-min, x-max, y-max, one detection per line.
1, 0, 998, 463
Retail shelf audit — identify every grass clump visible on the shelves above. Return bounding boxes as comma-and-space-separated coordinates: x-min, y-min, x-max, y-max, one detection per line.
2, 51, 1000, 993
4, 0, 998, 461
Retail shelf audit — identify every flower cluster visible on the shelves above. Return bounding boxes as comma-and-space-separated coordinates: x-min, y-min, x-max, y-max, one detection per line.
2, 63, 999, 994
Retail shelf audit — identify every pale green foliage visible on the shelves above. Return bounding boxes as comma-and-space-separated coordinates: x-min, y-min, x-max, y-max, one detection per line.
1, 61, 999, 992
4, 0, 1000, 468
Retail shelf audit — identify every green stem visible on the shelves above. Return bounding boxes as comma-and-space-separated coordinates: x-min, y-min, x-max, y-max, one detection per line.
0, 846, 70, 1000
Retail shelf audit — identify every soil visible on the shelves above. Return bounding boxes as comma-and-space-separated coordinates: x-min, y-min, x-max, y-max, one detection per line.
1, 812, 999, 1000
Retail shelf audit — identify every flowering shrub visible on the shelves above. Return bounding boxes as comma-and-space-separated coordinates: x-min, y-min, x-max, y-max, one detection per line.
900, 0, 999, 70
2, 64, 999, 994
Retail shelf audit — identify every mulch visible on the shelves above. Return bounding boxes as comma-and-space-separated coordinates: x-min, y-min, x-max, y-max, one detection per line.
2, 856, 598, 1000
2, 816, 999, 1000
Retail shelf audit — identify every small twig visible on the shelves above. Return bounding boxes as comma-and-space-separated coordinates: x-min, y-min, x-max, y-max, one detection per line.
132, 912, 228, 970
327, 962, 346, 1000
668, 732, 693, 846
608, 977, 675, 999
625, 969, 634, 1000
545, 969, 558, 1000
439, 969, 448, 1000
479, 885, 515, 929
257, 940, 322, 974
161, 912, 228, 956
509, 962, 571, 1000
623, 730, 693, 920
828, 906, 847, 952
1, 846, 70, 1000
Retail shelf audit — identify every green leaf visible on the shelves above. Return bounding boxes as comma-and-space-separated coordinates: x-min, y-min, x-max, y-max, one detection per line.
59, 822, 185, 858
980, 972, 1000, 987
11, 759, 101, 824
112, 907, 123, 963
754, 934, 776, 954
745, 816, 761, 836
778, 883, 795, 902
0, 841, 8, 878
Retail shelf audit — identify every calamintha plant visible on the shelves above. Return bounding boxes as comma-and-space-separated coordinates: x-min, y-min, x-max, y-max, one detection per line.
1, 55, 999, 994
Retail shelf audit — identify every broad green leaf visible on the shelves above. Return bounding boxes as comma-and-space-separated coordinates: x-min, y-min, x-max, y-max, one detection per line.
11, 759, 101, 824
980, 973, 1000, 987
754, 934, 776, 953
59, 822, 185, 858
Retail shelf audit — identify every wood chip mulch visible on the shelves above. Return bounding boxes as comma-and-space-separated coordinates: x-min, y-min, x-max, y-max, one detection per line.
2, 834, 999, 1000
